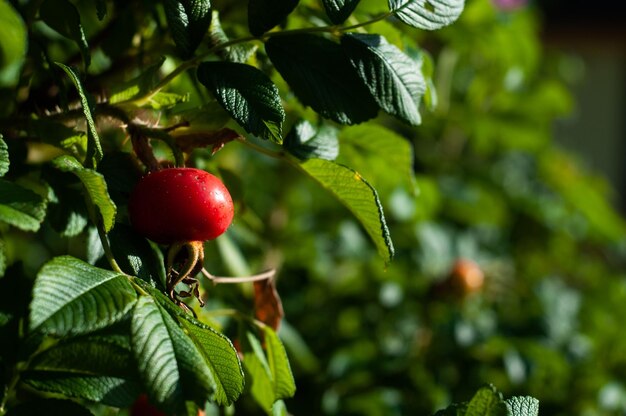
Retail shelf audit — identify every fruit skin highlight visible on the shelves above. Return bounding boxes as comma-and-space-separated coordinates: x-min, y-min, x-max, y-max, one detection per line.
129, 168, 234, 245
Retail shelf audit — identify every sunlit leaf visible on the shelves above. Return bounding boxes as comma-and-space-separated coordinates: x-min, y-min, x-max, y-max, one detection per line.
389, 0, 464, 30
299, 159, 394, 263
53, 155, 116, 232
244, 327, 295, 413
29, 256, 137, 336
55, 63, 103, 167
197, 62, 285, 143
342, 33, 425, 125
0, 0, 27, 86
0, 136, 9, 177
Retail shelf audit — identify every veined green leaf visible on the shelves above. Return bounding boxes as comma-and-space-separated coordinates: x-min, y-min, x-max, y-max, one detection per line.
337, 124, 414, 190
23, 337, 141, 407
505, 396, 539, 416
55, 63, 103, 167
0, 136, 9, 177
136, 280, 245, 406
388, 0, 464, 30
164, 0, 212, 57
465, 385, 508, 416
322, 0, 360, 24
244, 327, 295, 413
299, 158, 394, 263
131, 296, 232, 413
265, 34, 379, 125
178, 314, 245, 405
0, 179, 47, 232
248, 0, 298, 36
40, 0, 91, 68
197, 61, 285, 143
0, 0, 27, 86
29, 256, 137, 336
53, 155, 116, 232
284, 120, 338, 161
342, 33, 425, 125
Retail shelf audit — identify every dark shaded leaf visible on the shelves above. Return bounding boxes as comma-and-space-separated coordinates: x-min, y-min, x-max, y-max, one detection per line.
40, 0, 91, 68
197, 61, 285, 143
265, 34, 379, 125
248, 0, 299, 36
23, 337, 141, 407
322, 0, 360, 23
342, 33, 425, 125
0, 179, 47, 232
284, 120, 339, 161
164, 0, 212, 57
108, 223, 166, 289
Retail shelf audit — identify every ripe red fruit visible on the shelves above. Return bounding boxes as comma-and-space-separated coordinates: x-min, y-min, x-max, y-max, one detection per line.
129, 168, 234, 245
130, 394, 166, 416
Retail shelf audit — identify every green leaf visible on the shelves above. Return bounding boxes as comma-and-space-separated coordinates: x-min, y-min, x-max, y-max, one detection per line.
0, 179, 47, 232
109, 58, 165, 104
284, 120, 338, 161
53, 155, 116, 233
46, 170, 89, 237
342, 33, 425, 125
108, 224, 166, 290
433, 403, 468, 416
244, 327, 295, 413
208, 11, 257, 63
336, 124, 414, 190
5, 399, 94, 416
178, 315, 245, 405
131, 296, 235, 413
389, 0, 464, 30
138, 281, 244, 406
505, 397, 539, 416
0, 0, 27, 86
29, 256, 137, 336
322, 0, 360, 24
95, 0, 107, 20
466, 385, 508, 416
197, 61, 285, 143
299, 159, 394, 262
0, 136, 9, 177
265, 34, 379, 125
40, 0, 91, 68
55, 63, 103, 167
23, 337, 141, 407
163, 0, 212, 57
248, 0, 298, 36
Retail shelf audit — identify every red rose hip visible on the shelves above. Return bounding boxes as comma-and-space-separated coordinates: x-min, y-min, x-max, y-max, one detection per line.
129, 168, 234, 244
